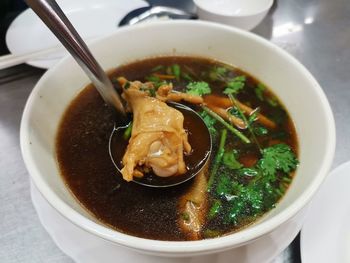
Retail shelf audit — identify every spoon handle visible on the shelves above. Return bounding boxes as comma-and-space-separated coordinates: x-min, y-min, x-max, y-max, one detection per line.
25, 0, 126, 116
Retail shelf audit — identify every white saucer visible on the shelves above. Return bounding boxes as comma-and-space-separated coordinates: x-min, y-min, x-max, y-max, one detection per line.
5, 0, 148, 69
301, 161, 350, 263
30, 180, 303, 263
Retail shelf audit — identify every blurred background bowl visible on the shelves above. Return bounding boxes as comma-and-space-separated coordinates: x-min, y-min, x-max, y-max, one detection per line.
194, 0, 273, 30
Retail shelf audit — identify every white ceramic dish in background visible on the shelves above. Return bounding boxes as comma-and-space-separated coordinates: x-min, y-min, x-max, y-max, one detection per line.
194, 0, 273, 30
31, 180, 304, 263
5, 0, 148, 69
20, 21, 335, 258
301, 161, 350, 263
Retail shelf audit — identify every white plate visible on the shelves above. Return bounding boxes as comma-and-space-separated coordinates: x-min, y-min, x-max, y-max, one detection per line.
5, 0, 148, 69
31, 180, 303, 263
301, 161, 350, 263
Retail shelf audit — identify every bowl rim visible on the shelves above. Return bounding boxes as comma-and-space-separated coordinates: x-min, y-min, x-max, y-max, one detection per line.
193, 0, 274, 18
20, 20, 336, 255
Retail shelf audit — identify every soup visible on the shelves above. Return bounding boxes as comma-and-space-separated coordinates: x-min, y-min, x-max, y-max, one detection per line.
56, 56, 298, 241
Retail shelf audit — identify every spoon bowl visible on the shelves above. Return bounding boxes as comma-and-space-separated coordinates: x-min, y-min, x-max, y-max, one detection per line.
109, 102, 212, 187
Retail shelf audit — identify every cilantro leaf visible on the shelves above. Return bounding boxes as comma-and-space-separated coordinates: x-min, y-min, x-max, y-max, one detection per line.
255, 83, 279, 107
253, 126, 269, 136
199, 111, 217, 137
148, 88, 156, 97
227, 198, 245, 224
223, 151, 242, 170
215, 67, 227, 76
257, 144, 298, 177
123, 81, 130, 90
223, 76, 246, 95
186, 81, 211, 96
215, 173, 233, 196
140, 86, 156, 97
255, 83, 265, 101
145, 75, 168, 89
208, 199, 222, 219
207, 138, 298, 226
242, 186, 264, 212
237, 168, 259, 177
267, 97, 279, 107
209, 66, 228, 81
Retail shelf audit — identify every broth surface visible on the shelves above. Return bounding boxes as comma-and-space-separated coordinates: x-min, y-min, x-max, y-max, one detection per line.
56, 56, 298, 241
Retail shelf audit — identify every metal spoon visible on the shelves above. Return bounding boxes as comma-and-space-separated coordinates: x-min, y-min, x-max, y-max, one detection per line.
26, 0, 211, 187
25, 0, 126, 116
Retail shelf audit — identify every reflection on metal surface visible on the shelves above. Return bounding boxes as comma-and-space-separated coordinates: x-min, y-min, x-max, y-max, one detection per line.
273, 22, 303, 38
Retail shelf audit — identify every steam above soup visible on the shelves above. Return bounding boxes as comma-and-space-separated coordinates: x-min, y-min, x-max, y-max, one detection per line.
56, 56, 298, 241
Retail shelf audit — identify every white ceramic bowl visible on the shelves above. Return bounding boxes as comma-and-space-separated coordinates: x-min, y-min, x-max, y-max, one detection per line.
194, 0, 273, 30
21, 20, 335, 257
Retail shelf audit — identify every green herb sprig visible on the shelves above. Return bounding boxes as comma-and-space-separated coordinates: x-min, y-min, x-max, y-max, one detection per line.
207, 143, 298, 225
207, 129, 227, 190
223, 76, 246, 95
201, 106, 250, 144
186, 81, 211, 96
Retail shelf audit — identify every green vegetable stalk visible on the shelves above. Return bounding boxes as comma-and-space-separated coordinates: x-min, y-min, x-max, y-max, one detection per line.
227, 93, 262, 152
201, 106, 250, 144
207, 129, 227, 190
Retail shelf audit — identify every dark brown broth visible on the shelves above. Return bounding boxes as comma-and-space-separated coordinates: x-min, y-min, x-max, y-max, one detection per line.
56, 56, 298, 241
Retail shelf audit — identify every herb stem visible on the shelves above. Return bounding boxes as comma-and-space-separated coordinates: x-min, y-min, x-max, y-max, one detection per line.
228, 93, 262, 152
202, 106, 250, 144
184, 65, 202, 81
207, 129, 227, 190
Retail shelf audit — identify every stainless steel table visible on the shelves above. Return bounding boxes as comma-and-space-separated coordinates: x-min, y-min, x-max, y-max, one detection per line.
1, 0, 349, 262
